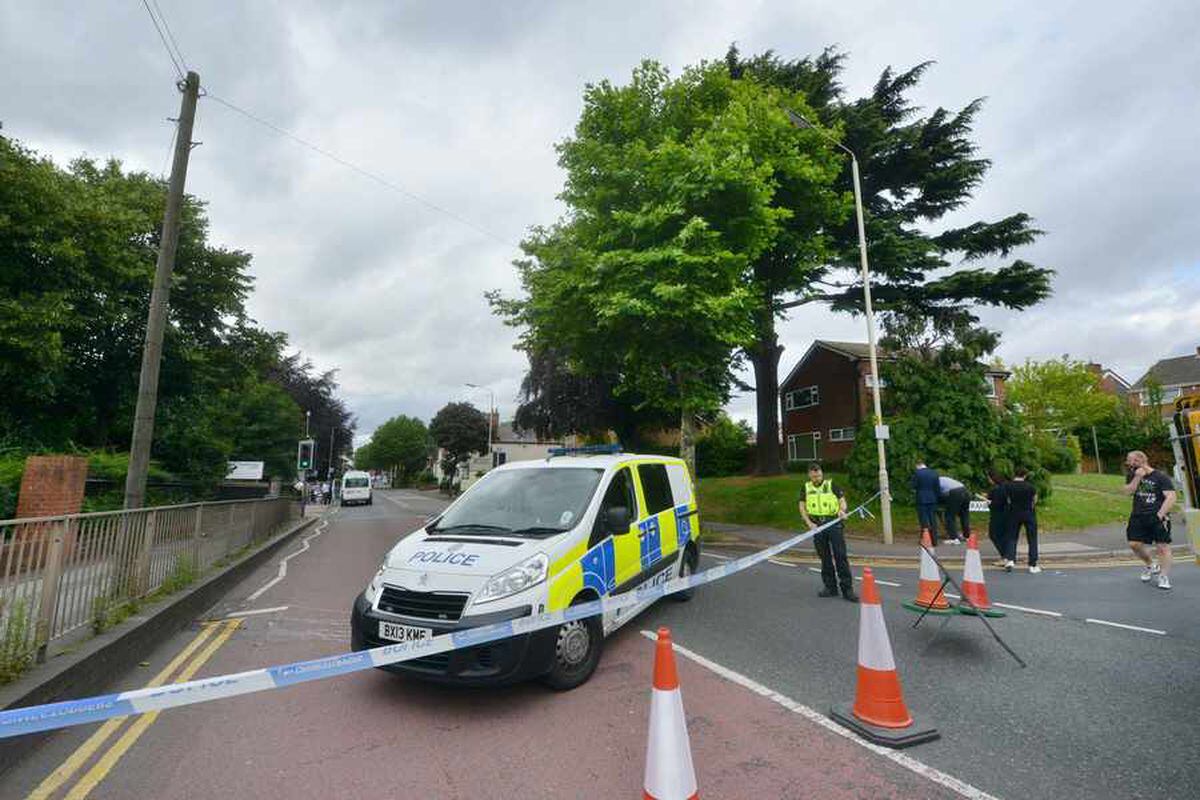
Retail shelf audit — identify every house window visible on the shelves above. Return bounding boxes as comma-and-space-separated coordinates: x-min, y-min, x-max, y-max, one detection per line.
787, 432, 820, 462
785, 385, 819, 411
829, 427, 856, 442
1141, 386, 1182, 405
864, 374, 889, 389
983, 375, 998, 398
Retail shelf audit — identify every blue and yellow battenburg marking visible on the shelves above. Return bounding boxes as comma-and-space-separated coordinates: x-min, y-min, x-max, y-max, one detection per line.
548, 497, 699, 612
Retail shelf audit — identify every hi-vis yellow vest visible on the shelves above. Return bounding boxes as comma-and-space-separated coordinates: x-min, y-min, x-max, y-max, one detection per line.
805, 480, 839, 516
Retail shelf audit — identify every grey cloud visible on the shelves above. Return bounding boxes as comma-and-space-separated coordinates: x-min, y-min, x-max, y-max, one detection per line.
4, 1, 1197, 442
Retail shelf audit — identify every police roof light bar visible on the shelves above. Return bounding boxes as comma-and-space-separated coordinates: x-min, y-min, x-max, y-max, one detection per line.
546, 443, 623, 459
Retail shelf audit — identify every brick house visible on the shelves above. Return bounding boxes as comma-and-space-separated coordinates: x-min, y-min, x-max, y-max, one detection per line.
1132, 346, 1200, 419
1086, 363, 1133, 403
778, 340, 1009, 465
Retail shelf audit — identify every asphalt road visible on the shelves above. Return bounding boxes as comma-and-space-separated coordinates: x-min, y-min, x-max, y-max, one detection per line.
3, 489, 1197, 799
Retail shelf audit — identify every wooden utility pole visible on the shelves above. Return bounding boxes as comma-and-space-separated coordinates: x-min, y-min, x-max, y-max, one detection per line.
124, 71, 201, 509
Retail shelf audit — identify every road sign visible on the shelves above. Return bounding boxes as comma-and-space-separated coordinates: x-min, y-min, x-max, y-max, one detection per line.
226, 461, 265, 480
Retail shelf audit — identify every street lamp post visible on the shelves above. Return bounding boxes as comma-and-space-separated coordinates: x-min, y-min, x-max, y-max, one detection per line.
787, 109, 894, 543
465, 383, 495, 466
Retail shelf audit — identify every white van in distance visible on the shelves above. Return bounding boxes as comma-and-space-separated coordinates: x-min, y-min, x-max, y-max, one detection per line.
341, 470, 373, 506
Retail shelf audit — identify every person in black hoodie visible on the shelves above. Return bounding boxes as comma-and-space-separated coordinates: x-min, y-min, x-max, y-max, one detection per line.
1005, 468, 1039, 573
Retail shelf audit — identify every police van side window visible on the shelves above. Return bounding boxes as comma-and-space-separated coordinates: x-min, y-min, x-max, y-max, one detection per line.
591, 469, 636, 545
637, 463, 674, 516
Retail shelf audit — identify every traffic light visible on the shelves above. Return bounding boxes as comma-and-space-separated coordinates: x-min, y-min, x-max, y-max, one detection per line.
297, 439, 315, 472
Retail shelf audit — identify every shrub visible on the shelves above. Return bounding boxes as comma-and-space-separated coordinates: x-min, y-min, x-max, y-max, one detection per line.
0, 599, 35, 684
695, 415, 753, 477
1034, 432, 1079, 474
846, 352, 1050, 500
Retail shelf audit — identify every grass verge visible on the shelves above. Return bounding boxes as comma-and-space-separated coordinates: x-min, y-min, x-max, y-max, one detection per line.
698, 472, 1132, 538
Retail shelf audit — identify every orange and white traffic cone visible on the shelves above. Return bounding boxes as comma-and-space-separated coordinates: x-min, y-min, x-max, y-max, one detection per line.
902, 529, 955, 614
832, 568, 939, 748
643, 628, 698, 800
959, 533, 1005, 617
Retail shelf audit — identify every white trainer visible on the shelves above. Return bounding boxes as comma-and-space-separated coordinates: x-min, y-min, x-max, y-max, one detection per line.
1029, 565, 1042, 574
1141, 564, 1161, 582
1158, 575, 1171, 590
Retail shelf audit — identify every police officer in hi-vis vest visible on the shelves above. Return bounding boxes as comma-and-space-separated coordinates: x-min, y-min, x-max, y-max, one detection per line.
799, 462, 858, 602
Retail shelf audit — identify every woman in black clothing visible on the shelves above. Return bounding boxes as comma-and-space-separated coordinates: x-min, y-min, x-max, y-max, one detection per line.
980, 470, 1010, 570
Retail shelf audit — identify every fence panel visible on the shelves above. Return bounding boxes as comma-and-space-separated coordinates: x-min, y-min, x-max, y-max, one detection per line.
0, 497, 299, 667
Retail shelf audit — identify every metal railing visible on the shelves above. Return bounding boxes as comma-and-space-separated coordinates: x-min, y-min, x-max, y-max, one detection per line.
0, 497, 299, 669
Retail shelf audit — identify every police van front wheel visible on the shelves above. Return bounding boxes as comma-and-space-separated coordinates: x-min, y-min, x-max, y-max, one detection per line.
674, 545, 699, 602
542, 612, 603, 691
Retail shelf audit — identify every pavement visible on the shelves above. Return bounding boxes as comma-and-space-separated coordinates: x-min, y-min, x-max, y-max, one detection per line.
3, 489, 1198, 799
706, 514, 1196, 564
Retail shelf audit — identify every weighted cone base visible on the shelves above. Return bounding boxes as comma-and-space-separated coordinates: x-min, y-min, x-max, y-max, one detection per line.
958, 605, 1006, 618
901, 600, 958, 615
830, 702, 940, 749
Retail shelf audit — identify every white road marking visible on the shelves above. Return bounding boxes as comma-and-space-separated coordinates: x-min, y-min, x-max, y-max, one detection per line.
224, 606, 289, 619
640, 630, 998, 800
768, 558, 797, 568
1085, 618, 1166, 635
246, 512, 336, 602
992, 602, 1062, 618
806, 566, 901, 587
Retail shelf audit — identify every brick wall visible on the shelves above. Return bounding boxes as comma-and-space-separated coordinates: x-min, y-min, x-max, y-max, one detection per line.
16, 455, 88, 519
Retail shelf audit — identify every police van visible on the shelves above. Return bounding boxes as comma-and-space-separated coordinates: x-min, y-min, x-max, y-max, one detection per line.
350, 447, 700, 689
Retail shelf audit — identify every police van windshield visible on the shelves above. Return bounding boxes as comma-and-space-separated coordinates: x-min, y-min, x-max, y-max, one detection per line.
429, 468, 604, 537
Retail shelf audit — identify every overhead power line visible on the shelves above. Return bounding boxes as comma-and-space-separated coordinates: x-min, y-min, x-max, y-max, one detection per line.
203, 90, 518, 250
150, 0, 189, 70
139, 0, 184, 79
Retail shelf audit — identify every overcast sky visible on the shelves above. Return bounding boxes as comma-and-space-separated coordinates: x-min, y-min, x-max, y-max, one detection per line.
4, 1, 1198, 443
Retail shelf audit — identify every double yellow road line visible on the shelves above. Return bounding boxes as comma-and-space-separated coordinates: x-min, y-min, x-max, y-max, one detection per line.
27, 618, 242, 800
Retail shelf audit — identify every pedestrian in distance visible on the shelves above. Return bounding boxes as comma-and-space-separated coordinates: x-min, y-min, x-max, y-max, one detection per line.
978, 470, 1012, 570
911, 460, 941, 544
799, 462, 858, 603
1122, 450, 1177, 590
938, 474, 970, 545
1005, 468, 1040, 573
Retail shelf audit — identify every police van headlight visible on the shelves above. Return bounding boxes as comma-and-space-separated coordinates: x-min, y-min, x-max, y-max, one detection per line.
363, 567, 385, 604
474, 553, 549, 605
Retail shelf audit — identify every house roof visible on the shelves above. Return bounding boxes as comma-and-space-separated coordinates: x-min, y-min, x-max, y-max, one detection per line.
817, 340, 875, 359
494, 422, 563, 445
781, 339, 1009, 391
1132, 350, 1200, 390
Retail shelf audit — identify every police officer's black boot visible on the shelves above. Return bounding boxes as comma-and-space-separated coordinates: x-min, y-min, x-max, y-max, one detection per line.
818, 587, 839, 598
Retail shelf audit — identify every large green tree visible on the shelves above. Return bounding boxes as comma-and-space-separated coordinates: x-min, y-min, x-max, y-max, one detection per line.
429, 403, 489, 482
0, 134, 349, 493
723, 46, 1054, 474
1007, 358, 1119, 433
357, 415, 430, 480
492, 61, 844, 475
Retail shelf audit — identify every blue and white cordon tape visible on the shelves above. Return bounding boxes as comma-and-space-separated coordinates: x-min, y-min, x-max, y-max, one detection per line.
0, 494, 878, 739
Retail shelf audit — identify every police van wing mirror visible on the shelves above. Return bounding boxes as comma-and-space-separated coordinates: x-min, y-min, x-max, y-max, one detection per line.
605, 506, 631, 534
